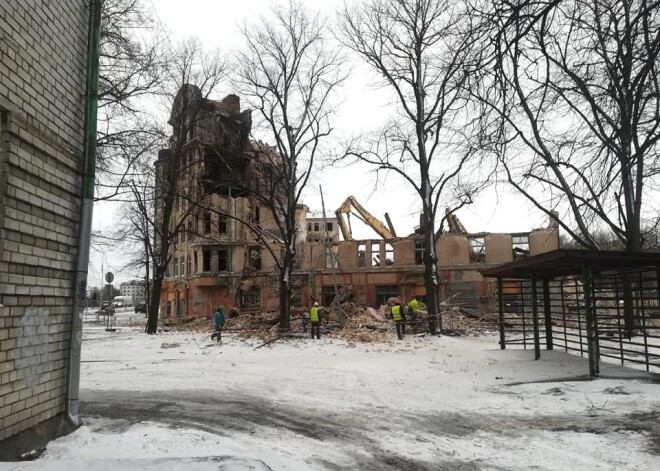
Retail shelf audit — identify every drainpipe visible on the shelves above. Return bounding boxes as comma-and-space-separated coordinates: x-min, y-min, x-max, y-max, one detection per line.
66, 0, 102, 428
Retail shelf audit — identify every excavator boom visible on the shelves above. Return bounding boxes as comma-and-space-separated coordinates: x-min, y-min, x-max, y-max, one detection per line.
335, 196, 395, 241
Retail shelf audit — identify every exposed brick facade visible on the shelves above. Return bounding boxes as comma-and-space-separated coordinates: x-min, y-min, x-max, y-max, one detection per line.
0, 0, 89, 450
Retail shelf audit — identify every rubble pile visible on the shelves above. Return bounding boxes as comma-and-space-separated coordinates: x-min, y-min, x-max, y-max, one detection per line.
162, 298, 498, 341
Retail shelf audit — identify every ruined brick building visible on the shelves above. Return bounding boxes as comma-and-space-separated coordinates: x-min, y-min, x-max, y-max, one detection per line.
157, 88, 559, 320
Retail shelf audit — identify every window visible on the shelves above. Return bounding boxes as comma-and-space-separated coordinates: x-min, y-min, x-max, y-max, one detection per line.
512, 234, 530, 261
194, 251, 198, 273
204, 210, 212, 233
202, 249, 212, 272
314, 222, 319, 232
255, 206, 260, 223
358, 243, 366, 268
385, 243, 394, 265
248, 247, 261, 270
218, 248, 229, 271
469, 237, 486, 263
415, 240, 425, 265
326, 222, 333, 232
322, 286, 337, 306
173, 256, 178, 277
307, 223, 312, 232
187, 255, 192, 276
376, 285, 399, 306
180, 257, 185, 277
371, 242, 380, 267
218, 215, 227, 234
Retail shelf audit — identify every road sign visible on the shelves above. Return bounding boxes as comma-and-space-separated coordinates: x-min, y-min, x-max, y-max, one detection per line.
105, 272, 114, 284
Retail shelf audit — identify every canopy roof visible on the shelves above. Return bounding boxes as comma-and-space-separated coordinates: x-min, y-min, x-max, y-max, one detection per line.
481, 249, 660, 280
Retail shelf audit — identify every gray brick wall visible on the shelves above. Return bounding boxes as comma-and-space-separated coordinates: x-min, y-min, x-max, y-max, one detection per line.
0, 1, 89, 444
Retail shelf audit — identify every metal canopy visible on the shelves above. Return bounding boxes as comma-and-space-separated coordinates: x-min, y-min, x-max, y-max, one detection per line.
481, 249, 660, 280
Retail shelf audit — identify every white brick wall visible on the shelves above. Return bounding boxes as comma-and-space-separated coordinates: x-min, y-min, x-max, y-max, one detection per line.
0, 1, 89, 443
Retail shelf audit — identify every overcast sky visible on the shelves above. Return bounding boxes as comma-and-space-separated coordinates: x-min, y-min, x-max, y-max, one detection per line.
91, 0, 545, 287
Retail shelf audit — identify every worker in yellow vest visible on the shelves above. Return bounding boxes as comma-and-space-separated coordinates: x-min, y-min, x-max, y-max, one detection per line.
407, 296, 419, 323
392, 300, 405, 340
310, 302, 321, 339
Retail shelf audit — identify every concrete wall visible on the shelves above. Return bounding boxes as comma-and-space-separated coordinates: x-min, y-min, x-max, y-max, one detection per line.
0, 0, 89, 453
437, 235, 470, 265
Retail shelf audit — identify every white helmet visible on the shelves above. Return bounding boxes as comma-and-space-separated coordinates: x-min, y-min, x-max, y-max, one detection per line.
313, 302, 319, 306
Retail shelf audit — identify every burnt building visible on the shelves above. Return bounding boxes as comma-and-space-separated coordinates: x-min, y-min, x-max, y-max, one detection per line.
156, 87, 560, 319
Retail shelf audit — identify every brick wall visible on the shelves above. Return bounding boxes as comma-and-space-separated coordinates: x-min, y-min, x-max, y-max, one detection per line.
0, 1, 89, 446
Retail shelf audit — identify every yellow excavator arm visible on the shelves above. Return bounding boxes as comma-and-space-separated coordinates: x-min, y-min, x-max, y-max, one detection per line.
335, 196, 395, 241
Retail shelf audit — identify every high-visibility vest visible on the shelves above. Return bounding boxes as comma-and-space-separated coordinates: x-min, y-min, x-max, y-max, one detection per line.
408, 298, 418, 314
392, 304, 403, 321
310, 306, 320, 322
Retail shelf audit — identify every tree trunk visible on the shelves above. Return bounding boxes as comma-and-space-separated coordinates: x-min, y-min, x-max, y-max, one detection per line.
145, 272, 163, 334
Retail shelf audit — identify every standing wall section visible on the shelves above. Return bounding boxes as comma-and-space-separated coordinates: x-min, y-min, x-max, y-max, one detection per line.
0, 0, 89, 453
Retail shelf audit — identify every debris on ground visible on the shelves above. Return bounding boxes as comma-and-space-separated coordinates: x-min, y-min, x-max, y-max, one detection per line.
162, 287, 499, 342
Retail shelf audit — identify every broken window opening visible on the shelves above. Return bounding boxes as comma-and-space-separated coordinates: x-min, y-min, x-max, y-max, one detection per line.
218, 215, 228, 234
194, 251, 198, 273
322, 286, 337, 306
248, 247, 262, 270
173, 256, 178, 277
307, 223, 312, 232
291, 287, 302, 307
371, 242, 380, 267
415, 240, 425, 265
326, 222, 333, 232
512, 234, 530, 261
357, 243, 366, 268
240, 288, 261, 309
385, 243, 394, 266
202, 249, 212, 272
469, 237, 486, 263
255, 205, 260, 223
314, 222, 320, 232
218, 248, 229, 272
376, 285, 399, 306
204, 210, 212, 234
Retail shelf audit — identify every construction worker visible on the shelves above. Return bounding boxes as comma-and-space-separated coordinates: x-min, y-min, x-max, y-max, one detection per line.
211, 305, 226, 343
392, 300, 405, 340
407, 296, 419, 323
310, 302, 321, 339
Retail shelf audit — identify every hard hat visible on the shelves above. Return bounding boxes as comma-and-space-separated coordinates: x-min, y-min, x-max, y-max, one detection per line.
218, 305, 225, 310
314, 302, 319, 306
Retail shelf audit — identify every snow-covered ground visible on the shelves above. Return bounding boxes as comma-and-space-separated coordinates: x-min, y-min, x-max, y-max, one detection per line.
8, 321, 660, 471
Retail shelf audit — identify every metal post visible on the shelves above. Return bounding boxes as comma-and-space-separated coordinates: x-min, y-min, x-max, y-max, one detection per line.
497, 278, 506, 350
582, 264, 600, 378
531, 277, 541, 360
543, 279, 553, 350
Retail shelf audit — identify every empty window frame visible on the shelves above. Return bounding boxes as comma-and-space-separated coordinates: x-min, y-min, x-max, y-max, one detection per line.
314, 222, 320, 232
248, 247, 262, 270
173, 256, 178, 277
512, 234, 530, 260
371, 242, 381, 267
468, 237, 486, 263
202, 249, 212, 272
326, 222, 333, 232
204, 210, 212, 234
218, 215, 228, 234
358, 243, 366, 268
376, 285, 399, 306
180, 257, 185, 277
385, 243, 394, 266
218, 248, 229, 271
415, 240, 425, 265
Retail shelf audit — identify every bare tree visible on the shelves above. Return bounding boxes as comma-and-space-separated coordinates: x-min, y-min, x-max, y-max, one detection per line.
472, 0, 660, 252
235, 1, 347, 330
96, 0, 169, 198
339, 0, 483, 334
